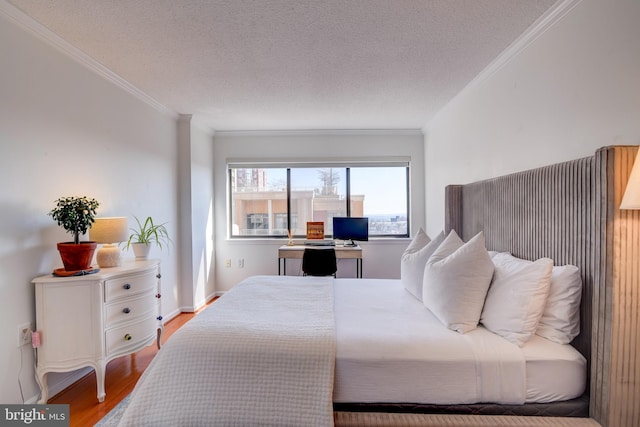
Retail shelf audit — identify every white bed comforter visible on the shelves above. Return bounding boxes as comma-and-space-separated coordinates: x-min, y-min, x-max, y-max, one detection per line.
118, 275, 336, 427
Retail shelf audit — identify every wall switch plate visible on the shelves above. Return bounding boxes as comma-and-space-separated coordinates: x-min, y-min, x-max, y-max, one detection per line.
18, 322, 33, 347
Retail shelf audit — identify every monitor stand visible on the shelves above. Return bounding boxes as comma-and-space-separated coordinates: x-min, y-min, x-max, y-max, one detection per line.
343, 239, 357, 247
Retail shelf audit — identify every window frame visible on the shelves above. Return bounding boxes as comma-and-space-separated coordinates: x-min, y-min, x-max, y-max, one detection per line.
227, 158, 411, 239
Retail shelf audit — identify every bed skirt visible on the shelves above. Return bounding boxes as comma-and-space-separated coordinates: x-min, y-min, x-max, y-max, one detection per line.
333, 394, 589, 418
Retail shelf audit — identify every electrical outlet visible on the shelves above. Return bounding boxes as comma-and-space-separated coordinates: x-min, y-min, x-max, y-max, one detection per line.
18, 322, 33, 347
238, 258, 244, 268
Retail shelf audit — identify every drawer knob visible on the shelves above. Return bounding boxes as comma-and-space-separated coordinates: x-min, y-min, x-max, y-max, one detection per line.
124, 333, 132, 341
157, 315, 163, 321
156, 293, 162, 299
122, 307, 131, 314
123, 283, 131, 290
156, 273, 162, 279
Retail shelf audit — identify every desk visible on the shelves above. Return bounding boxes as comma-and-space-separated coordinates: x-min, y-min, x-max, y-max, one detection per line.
278, 245, 363, 278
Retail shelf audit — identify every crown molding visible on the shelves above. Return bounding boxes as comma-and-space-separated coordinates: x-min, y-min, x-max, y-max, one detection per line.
0, 0, 176, 118
424, 0, 583, 131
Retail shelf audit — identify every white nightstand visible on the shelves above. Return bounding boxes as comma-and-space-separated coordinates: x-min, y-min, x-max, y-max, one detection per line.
32, 259, 163, 403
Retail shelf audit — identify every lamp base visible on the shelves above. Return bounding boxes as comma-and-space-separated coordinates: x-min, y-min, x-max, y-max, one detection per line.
96, 244, 123, 268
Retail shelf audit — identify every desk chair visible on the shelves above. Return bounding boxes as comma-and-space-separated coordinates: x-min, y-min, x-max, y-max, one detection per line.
302, 248, 337, 277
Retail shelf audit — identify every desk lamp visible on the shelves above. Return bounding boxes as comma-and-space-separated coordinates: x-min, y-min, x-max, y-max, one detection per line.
90, 217, 129, 268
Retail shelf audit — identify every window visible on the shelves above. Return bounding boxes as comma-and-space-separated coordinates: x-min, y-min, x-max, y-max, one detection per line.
229, 161, 409, 238
229, 167, 287, 236
350, 166, 408, 236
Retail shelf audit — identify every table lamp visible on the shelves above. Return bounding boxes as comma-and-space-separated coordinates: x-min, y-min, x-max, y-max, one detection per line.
90, 217, 129, 268
620, 149, 640, 209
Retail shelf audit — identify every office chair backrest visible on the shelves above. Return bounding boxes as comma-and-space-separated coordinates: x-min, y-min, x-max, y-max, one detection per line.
302, 248, 337, 277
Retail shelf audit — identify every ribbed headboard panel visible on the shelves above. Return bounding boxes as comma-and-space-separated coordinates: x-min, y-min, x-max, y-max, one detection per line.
445, 156, 594, 363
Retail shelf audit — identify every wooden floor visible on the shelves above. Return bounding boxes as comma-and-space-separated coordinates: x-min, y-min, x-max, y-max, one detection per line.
49, 299, 216, 427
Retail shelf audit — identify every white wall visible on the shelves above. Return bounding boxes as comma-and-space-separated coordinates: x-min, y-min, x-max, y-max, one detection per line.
213, 131, 425, 292
424, 0, 640, 236
0, 12, 181, 403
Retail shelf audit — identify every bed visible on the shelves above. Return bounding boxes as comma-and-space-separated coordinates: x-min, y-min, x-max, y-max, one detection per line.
116, 146, 638, 426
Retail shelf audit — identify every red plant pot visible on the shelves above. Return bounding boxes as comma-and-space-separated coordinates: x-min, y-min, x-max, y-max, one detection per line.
57, 242, 97, 271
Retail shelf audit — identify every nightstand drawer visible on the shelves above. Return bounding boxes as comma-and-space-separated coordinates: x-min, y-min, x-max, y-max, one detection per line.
105, 270, 157, 302
105, 291, 157, 327
106, 315, 158, 355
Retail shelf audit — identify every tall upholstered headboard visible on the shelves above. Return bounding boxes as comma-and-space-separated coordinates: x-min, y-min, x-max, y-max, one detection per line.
444, 146, 640, 427
445, 154, 594, 362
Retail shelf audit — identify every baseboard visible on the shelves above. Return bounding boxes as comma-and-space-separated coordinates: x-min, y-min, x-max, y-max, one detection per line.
161, 307, 181, 323
181, 292, 223, 313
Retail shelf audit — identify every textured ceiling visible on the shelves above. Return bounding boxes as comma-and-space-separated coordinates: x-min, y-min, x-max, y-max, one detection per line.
7, 0, 558, 131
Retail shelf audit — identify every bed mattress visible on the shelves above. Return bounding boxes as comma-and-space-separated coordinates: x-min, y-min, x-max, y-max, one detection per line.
333, 278, 586, 404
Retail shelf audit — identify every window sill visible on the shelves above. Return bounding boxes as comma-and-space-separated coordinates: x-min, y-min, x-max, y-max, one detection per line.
225, 237, 411, 245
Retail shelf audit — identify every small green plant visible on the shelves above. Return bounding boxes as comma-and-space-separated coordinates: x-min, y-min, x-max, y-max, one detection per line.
127, 216, 171, 250
49, 196, 100, 244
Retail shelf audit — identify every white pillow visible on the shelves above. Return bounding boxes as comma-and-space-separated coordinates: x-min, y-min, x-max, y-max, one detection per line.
481, 253, 553, 346
405, 228, 431, 253
401, 229, 445, 301
422, 230, 494, 333
488, 250, 510, 259
536, 264, 582, 344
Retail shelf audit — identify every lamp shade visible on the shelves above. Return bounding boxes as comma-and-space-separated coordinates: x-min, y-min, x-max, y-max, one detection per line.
620, 149, 640, 209
90, 217, 129, 243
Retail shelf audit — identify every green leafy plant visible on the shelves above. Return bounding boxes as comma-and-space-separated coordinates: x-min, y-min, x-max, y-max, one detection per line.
49, 196, 100, 244
126, 216, 171, 250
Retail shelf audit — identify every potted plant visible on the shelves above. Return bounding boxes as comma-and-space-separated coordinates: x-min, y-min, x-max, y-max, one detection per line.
126, 216, 171, 259
49, 196, 100, 271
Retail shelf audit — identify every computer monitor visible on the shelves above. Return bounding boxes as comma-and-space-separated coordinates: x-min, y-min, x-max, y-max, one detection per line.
332, 217, 369, 246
